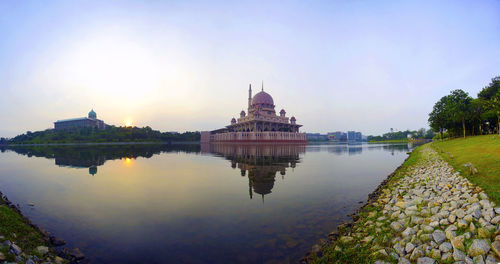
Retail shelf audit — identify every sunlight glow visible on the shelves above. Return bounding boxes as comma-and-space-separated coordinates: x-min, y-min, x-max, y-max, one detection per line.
123, 157, 133, 166
124, 119, 133, 127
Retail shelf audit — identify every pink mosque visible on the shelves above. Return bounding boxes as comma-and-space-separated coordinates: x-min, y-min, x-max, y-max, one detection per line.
201, 83, 307, 143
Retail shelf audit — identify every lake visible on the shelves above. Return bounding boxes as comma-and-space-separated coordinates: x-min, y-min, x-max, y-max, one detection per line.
0, 143, 415, 263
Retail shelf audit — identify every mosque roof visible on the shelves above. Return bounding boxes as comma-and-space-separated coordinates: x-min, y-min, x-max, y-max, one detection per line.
251, 91, 274, 106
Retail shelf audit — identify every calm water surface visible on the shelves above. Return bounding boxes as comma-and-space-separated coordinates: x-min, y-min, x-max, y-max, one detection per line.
0, 143, 415, 263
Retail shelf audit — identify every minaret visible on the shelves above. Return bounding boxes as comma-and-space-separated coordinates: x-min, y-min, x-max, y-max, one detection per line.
248, 84, 252, 111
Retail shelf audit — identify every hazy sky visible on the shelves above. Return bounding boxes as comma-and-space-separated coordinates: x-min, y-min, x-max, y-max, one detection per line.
1, 0, 499, 137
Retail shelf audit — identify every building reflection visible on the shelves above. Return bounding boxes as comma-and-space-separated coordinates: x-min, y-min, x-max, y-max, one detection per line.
202, 143, 306, 201
6, 144, 201, 175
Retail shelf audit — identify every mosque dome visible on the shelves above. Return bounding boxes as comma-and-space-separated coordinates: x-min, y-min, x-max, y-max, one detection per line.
251, 91, 274, 107
88, 109, 97, 119
290, 116, 296, 121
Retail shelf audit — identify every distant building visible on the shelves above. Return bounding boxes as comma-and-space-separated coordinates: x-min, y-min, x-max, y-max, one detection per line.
327, 131, 363, 141
54, 109, 105, 130
306, 133, 328, 141
201, 83, 306, 142
347, 131, 362, 141
328, 131, 347, 141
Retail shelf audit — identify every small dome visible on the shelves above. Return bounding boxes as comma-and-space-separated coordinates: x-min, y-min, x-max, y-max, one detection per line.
280, 109, 286, 114
251, 91, 274, 106
88, 109, 97, 119
290, 116, 296, 121
231, 117, 236, 123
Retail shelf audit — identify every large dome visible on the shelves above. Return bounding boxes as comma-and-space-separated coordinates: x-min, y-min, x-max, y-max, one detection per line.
251, 91, 274, 106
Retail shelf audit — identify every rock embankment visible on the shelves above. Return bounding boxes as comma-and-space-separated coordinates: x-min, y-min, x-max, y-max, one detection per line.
308, 144, 500, 264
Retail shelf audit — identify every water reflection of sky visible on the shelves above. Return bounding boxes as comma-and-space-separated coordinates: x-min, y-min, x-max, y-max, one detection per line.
0, 143, 414, 263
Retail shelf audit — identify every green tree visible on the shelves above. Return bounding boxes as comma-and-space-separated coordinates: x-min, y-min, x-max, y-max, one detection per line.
448, 89, 472, 138
428, 95, 451, 139
469, 98, 486, 135
488, 90, 500, 135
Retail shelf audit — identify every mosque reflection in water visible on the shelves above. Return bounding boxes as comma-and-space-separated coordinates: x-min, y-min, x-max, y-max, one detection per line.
202, 143, 306, 201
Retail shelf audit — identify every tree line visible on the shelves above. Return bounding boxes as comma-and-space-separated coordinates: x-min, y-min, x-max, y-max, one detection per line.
6, 126, 201, 144
367, 128, 434, 142
428, 76, 500, 139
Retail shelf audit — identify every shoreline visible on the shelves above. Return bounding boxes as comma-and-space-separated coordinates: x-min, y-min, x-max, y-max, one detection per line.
305, 143, 500, 263
302, 145, 415, 262
0, 190, 77, 263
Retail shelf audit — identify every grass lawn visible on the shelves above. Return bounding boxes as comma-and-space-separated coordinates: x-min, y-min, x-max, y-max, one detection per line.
432, 135, 500, 205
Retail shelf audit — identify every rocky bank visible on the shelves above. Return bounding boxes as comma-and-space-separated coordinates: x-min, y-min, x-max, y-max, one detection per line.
307, 144, 500, 264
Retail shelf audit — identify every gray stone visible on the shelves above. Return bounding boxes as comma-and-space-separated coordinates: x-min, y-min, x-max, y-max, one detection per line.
3, 240, 11, 247
36, 246, 49, 254
417, 257, 435, 264
441, 252, 452, 261
432, 230, 446, 244
405, 242, 415, 253
456, 209, 466, 218
411, 216, 424, 225
473, 209, 482, 219
398, 258, 411, 264
468, 239, 491, 257
10, 244, 22, 255
464, 214, 473, 222
422, 225, 434, 233
490, 215, 500, 225
391, 221, 404, 232
458, 219, 468, 228
453, 249, 466, 261
446, 230, 456, 239
402, 227, 415, 237
477, 227, 491, 238
394, 243, 405, 256
439, 219, 449, 225
470, 222, 476, 233
473, 255, 485, 264
448, 214, 457, 223
410, 247, 424, 261
439, 242, 452, 253
491, 241, 500, 258
485, 255, 497, 264
26, 259, 35, 264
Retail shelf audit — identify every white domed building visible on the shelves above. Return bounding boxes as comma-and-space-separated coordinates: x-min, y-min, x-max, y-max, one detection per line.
201, 84, 306, 142
54, 109, 106, 130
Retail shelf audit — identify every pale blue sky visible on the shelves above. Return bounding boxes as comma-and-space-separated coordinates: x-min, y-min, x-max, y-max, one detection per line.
1, 0, 499, 137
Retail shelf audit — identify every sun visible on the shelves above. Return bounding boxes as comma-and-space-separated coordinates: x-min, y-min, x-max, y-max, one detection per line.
123, 157, 133, 166
124, 119, 133, 127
